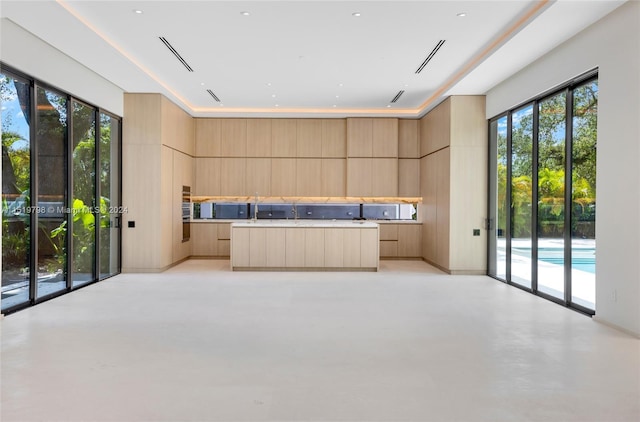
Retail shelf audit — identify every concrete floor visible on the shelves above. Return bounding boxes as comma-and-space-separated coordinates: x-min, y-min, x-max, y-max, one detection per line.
1, 259, 638, 422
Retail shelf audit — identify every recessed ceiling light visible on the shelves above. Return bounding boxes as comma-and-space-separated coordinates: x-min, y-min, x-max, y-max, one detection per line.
271, 94, 276, 98
219, 103, 224, 107
387, 105, 392, 108
266, 82, 272, 87
133, 9, 143, 14
333, 105, 337, 108
457, 12, 467, 17
275, 104, 279, 107
240, 11, 251, 16
352, 12, 361, 17
200, 82, 205, 86
338, 83, 343, 87
335, 95, 340, 99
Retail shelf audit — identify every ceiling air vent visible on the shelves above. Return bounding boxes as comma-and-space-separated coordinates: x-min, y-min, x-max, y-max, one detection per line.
207, 90, 220, 102
415, 40, 445, 74
390, 90, 405, 103
159, 36, 194, 72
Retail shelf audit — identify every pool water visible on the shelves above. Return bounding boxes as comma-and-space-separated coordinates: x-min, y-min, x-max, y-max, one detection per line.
513, 247, 596, 274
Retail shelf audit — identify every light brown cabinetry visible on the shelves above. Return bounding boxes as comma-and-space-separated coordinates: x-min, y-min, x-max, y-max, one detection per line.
398, 120, 419, 158
191, 222, 231, 257
195, 119, 221, 157
419, 96, 486, 273
347, 118, 398, 157
347, 158, 398, 197
398, 159, 420, 197
296, 158, 322, 196
220, 119, 247, 157
297, 119, 322, 157
246, 119, 272, 157
194, 158, 220, 196
322, 120, 346, 158
220, 158, 246, 195
271, 158, 296, 196
379, 223, 422, 258
272, 119, 297, 157
321, 159, 346, 197
231, 223, 379, 270
246, 158, 271, 196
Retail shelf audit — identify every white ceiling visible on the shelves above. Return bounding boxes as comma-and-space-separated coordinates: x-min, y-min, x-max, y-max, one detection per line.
0, 0, 626, 118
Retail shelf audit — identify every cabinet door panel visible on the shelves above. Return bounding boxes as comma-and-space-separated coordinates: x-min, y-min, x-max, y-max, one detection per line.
398, 225, 422, 257
346, 158, 372, 197
372, 118, 398, 158
220, 119, 247, 157
246, 158, 271, 196
297, 119, 322, 157
398, 119, 419, 158
285, 228, 306, 267
272, 119, 297, 157
398, 159, 420, 197
324, 228, 344, 267
194, 158, 220, 195
371, 158, 398, 197
322, 119, 346, 158
271, 158, 296, 196
321, 159, 346, 197
220, 158, 246, 196
296, 158, 322, 196
246, 119, 272, 157
195, 119, 221, 157
347, 118, 372, 157
249, 228, 267, 267
360, 228, 379, 268
266, 229, 286, 267
305, 228, 325, 267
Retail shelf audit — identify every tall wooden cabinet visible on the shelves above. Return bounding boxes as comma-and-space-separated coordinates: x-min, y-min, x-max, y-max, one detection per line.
123, 93, 194, 272
419, 96, 487, 274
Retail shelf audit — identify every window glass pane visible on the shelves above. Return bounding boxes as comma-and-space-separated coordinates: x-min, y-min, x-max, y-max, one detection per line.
71, 101, 96, 287
36, 87, 67, 298
511, 105, 534, 288
1, 73, 31, 310
571, 80, 597, 310
99, 113, 120, 279
492, 116, 508, 280
537, 92, 566, 300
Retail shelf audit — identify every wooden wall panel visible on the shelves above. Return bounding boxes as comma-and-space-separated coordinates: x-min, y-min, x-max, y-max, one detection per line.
296, 158, 322, 196
220, 119, 247, 157
220, 158, 246, 195
398, 158, 420, 197
347, 118, 372, 157
297, 119, 322, 157
372, 118, 398, 157
246, 158, 271, 196
246, 119, 272, 157
398, 119, 419, 158
271, 158, 296, 196
195, 119, 221, 157
322, 119, 346, 158
272, 119, 297, 157
194, 158, 220, 196
321, 159, 346, 197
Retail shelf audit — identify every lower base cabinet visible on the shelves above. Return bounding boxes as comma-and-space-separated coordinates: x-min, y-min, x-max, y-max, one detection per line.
231, 223, 379, 271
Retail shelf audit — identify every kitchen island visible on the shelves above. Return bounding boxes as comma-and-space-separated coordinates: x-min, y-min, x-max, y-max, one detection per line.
231, 220, 379, 271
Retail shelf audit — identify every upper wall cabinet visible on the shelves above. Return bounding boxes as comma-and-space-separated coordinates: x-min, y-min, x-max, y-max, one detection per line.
272, 119, 297, 157
321, 119, 346, 158
347, 118, 398, 158
246, 119, 272, 157
297, 119, 323, 157
398, 120, 419, 158
195, 119, 221, 157
220, 119, 247, 157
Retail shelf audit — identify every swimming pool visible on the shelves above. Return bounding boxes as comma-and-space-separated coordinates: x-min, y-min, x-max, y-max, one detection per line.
512, 247, 596, 274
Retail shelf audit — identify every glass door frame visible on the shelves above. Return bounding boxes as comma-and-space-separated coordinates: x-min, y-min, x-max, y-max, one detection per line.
487, 69, 597, 316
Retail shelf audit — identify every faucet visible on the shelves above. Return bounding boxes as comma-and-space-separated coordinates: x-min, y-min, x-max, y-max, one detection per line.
253, 192, 259, 220
291, 203, 298, 220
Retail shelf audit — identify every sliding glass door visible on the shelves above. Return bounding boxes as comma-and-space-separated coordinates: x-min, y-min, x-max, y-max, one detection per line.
1, 66, 122, 313
488, 72, 597, 314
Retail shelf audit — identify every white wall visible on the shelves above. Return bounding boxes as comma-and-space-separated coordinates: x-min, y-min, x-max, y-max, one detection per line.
0, 19, 123, 116
486, 1, 640, 336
